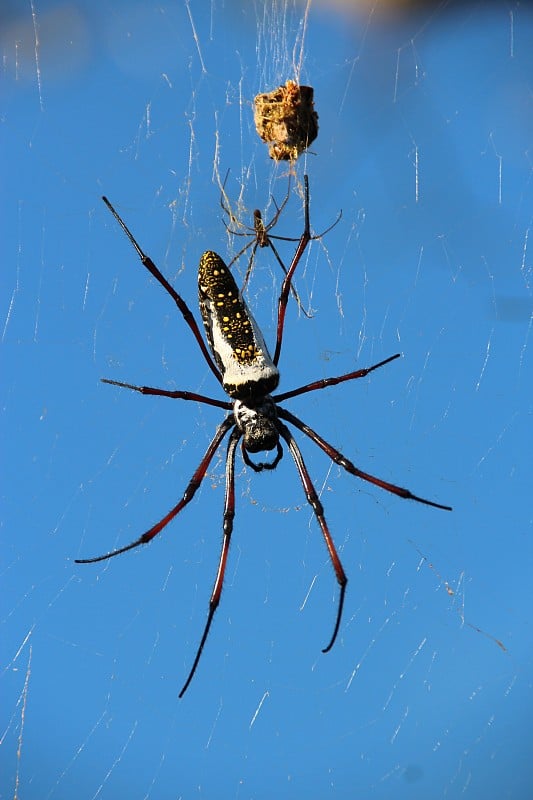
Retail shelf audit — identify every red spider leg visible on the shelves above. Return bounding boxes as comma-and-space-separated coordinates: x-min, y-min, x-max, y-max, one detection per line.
277, 408, 452, 512
179, 427, 241, 697
273, 354, 401, 403
243, 216, 309, 314
102, 197, 221, 384
252, 218, 311, 317
273, 175, 311, 365
254, 201, 343, 317
222, 178, 308, 313
75, 416, 235, 564
101, 378, 232, 410
276, 420, 347, 653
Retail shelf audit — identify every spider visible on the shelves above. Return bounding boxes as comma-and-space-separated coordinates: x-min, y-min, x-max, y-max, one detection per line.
219, 172, 340, 313
76, 176, 452, 697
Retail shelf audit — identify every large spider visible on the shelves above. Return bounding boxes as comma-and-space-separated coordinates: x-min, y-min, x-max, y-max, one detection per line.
76, 176, 452, 697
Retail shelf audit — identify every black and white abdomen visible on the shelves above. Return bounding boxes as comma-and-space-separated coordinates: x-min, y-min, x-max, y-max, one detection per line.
198, 251, 280, 401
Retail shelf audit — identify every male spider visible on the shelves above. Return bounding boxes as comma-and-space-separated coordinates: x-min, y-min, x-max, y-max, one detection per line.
220, 172, 339, 312
76, 176, 452, 697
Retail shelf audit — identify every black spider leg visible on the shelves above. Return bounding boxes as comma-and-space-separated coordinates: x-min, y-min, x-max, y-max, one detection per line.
179, 426, 241, 697
75, 416, 235, 564
277, 407, 452, 512
102, 196, 221, 384
276, 420, 347, 653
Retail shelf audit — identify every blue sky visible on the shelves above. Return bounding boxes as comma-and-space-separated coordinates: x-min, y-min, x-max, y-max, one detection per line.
2, 1, 532, 798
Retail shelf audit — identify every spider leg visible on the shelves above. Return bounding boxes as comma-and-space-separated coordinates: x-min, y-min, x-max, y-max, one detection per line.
219, 167, 236, 224
262, 212, 343, 245
273, 175, 312, 365
261, 236, 312, 318
102, 197, 221, 384
240, 241, 260, 290
224, 235, 255, 270
179, 427, 241, 697
270, 184, 342, 365
101, 378, 232, 410
277, 408, 452, 512
219, 168, 256, 242
75, 416, 235, 564
234, 228, 308, 316
251, 176, 292, 244
276, 420, 347, 654
273, 354, 401, 403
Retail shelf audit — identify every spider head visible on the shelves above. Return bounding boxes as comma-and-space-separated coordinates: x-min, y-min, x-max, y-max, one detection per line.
242, 418, 278, 453
234, 397, 279, 454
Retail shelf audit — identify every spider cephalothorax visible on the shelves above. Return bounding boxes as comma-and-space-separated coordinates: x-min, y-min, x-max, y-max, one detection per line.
234, 396, 280, 460
76, 177, 452, 697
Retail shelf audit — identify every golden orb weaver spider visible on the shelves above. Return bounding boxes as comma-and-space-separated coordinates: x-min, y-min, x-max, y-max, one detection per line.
76, 176, 452, 697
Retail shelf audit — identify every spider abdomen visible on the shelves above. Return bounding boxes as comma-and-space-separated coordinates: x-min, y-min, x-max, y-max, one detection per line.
198, 251, 280, 401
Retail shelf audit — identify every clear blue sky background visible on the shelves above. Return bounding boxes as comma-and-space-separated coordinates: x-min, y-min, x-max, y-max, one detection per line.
2, 1, 532, 798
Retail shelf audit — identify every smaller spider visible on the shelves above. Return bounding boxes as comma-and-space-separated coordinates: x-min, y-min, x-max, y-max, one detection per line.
76, 176, 451, 697
220, 172, 340, 313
